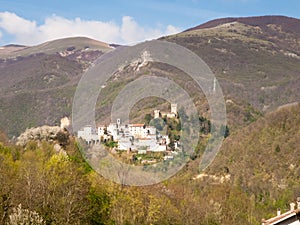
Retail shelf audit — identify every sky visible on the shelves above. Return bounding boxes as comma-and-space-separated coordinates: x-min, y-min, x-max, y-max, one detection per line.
0, 0, 300, 46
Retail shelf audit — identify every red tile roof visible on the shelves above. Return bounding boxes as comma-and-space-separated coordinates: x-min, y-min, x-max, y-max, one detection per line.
129, 124, 145, 127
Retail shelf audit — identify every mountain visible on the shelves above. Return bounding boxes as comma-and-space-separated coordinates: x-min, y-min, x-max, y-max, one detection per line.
162, 16, 300, 114
95, 15, 300, 130
1, 16, 300, 137
185, 15, 300, 34
0, 36, 111, 58
161, 103, 300, 224
0, 37, 113, 136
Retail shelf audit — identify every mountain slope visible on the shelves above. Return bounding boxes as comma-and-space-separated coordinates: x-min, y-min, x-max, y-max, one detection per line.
158, 103, 300, 224
162, 15, 300, 113
209, 103, 300, 190
0, 37, 113, 137
0, 36, 112, 58
1, 16, 300, 137
185, 15, 300, 35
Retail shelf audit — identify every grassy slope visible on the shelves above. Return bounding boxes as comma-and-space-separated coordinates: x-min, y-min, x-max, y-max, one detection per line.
0, 37, 112, 58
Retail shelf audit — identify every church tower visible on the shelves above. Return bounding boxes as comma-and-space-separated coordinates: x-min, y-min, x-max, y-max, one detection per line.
171, 104, 177, 115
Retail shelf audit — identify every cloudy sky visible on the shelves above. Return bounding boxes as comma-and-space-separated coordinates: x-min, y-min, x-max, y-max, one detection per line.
0, 0, 300, 46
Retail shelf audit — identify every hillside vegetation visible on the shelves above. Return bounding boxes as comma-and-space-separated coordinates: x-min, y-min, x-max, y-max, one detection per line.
0, 16, 300, 224
0, 37, 110, 137
1, 16, 300, 136
207, 103, 300, 217
163, 16, 300, 112
0, 104, 299, 225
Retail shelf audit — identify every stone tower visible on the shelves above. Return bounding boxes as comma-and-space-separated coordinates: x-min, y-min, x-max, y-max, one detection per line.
154, 110, 160, 119
171, 104, 177, 115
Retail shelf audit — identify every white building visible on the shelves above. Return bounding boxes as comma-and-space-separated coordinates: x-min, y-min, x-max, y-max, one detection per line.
98, 126, 106, 136
77, 126, 100, 144
262, 198, 300, 225
78, 119, 169, 152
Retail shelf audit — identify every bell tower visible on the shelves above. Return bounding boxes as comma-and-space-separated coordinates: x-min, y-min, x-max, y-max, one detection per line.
171, 103, 177, 115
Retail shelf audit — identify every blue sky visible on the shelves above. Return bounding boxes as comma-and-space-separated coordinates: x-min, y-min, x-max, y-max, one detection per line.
0, 0, 300, 46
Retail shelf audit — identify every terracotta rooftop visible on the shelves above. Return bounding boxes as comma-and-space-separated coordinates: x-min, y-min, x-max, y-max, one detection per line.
129, 124, 145, 127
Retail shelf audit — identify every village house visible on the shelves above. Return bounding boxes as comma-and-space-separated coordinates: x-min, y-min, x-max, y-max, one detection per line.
77, 125, 100, 144
77, 119, 167, 152
77, 103, 179, 152
262, 198, 300, 225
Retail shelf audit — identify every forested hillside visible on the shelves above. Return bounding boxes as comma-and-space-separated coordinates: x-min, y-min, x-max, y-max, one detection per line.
0, 103, 299, 224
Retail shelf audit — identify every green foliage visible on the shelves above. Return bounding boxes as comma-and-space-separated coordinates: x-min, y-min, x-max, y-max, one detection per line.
220, 125, 230, 138
209, 104, 300, 223
0, 105, 299, 225
275, 144, 281, 153
104, 140, 118, 148
199, 116, 211, 134
144, 113, 152, 125
87, 189, 113, 225
149, 118, 164, 131
67, 140, 93, 173
55, 130, 70, 148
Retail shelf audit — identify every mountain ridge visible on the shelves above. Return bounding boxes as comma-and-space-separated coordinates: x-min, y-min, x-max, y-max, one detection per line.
163, 15, 300, 115
1, 15, 300, 137
0, 36, 112, 58
184, 15, 300, 34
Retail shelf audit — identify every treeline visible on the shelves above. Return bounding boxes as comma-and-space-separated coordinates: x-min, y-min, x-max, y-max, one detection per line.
1, 102, 299, 225
0, 139, 294, 225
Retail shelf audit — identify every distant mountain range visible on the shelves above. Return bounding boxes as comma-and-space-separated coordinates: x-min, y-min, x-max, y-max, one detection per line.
0, 15, 300, 137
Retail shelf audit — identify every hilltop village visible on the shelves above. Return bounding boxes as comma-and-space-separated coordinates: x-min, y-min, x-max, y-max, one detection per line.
77, 104, 181, 155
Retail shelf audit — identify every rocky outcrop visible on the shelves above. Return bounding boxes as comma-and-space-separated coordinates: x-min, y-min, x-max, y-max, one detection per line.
16, 125, 62, 146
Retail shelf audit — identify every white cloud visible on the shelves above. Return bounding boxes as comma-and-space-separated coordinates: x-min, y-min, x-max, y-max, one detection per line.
165, 25, 181, 35
0, 12, 36, 35
0, 12, 181, 46
121, 16, 176, 44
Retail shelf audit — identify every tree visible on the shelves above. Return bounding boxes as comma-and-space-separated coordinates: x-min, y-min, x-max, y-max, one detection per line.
87, 189, 112, 225
56, 130, 70, 148
44, 153, 90, 224
0, 145, 18, 225
220, 125, 230, 138
144, 114, 152, 125
7, 204, 45, 225
10, 142, 91, 224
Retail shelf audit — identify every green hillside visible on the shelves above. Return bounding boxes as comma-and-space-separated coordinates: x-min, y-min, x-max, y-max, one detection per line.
0, 102, 299, 225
